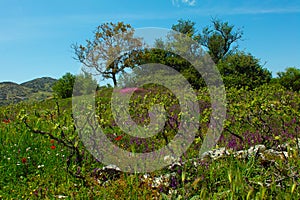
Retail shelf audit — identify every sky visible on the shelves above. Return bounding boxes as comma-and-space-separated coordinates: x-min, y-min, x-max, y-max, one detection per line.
0, 0, 299, 84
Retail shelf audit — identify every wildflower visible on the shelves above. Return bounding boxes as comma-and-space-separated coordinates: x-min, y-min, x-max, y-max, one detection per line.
2, 119, 10, 124
51, 145, 56, 150
114, 135, 123, 141
170, 176, 178, 188
119, 87, 145, 94
37, 164, 44, 168
21, 157, 27, 164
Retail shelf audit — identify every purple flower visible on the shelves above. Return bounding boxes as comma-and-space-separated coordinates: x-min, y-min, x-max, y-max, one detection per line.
228, 138, 237, 150
170, 176, 178, 188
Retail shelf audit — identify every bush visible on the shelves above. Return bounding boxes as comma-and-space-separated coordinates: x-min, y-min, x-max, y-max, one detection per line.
52, 73, 75, 99
217, 52, 272, 89
53, 72, 98, 99
276, 67, 300, 92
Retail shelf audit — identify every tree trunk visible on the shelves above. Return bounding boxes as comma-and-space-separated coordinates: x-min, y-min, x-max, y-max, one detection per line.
112, 73, 118, 87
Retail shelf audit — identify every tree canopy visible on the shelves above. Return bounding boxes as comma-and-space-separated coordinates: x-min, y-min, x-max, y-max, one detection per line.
72, 22, 144, 87
53, 72, 98, 98
52, 73, 76, 99
276, 67, 300, 91
217, 52, 272, 89
72, 19, 278, 91
199, 18, 243, 64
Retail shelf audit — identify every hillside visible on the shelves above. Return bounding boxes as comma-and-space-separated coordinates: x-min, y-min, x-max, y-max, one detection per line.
0, 77, 57, 106
21, 77, 57, 92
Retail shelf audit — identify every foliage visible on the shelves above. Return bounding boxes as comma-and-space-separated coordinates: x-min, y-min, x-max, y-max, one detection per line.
1, 83, 300, 199
199, 18, 243, 64
52, 72, 99, 99
73, 71, 99, 96
122, 31, 207, 89
220, 84, 299, 150
126, 18, 244, 90
52, 72, 76, 99
217, 52, 272, 89
276, 67, 300, 91
72, 22, 144, 87
171, 19, 198, 39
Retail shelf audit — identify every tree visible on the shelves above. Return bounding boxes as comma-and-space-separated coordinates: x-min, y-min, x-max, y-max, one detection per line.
52, 73, 76, 98
73, 22, 144, 87
53, 72, 98, 98
217, 52, 272, 89
276, 67, 300, 91
171, 19, 198, 39
200, 18, 243, 64
73, 72, 99, 96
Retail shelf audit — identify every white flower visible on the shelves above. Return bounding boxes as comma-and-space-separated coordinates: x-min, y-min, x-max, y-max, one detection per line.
26, 147, 31, 152
38, 165, 44, 168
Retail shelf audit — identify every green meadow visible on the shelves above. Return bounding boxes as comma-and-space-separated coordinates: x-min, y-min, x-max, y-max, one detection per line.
0, 84, 299, 199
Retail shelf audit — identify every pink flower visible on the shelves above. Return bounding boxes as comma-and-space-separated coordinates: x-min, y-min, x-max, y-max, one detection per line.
119, 87, 145, 94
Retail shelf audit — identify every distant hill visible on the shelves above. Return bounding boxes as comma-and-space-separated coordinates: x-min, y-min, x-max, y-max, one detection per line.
0, 77, 57, 106
21, 77, 57, 92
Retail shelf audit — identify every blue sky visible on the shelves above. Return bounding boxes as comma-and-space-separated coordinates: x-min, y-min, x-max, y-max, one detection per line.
0, 0, 299, 84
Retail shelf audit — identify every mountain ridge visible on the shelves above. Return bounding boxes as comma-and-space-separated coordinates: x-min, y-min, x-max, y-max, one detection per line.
0, 77, 57, 106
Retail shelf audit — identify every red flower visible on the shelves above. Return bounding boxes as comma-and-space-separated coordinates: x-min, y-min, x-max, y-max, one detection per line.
114, 135, 123, 141
51, 145, 56, 150
2, 119, 10, 124
21, 157, 27, 164
50, 139, 55, 144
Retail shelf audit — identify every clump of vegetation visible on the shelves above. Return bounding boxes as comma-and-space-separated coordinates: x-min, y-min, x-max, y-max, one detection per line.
52, 72, 98, 98
274, 67, 300, 92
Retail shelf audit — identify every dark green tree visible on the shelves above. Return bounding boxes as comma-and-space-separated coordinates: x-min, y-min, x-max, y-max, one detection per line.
72, 22, 144, 87
200, 18, 243, 64
171, 19, 198, 39
217, 52, 272, 89
52, 73, 76, 98
276, 67, 300, 91
53, 72, 98, 98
